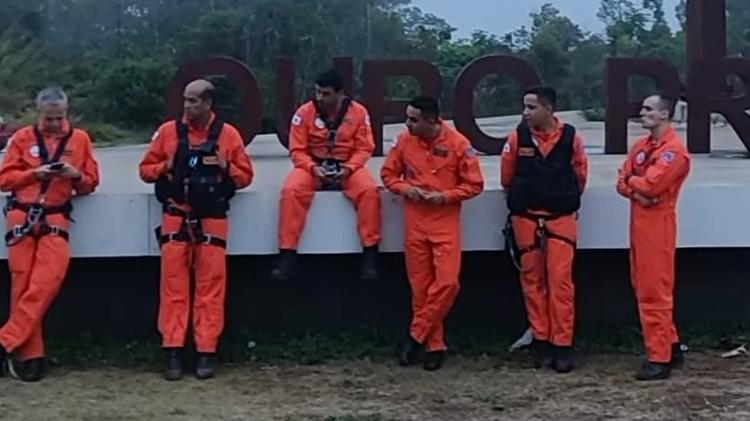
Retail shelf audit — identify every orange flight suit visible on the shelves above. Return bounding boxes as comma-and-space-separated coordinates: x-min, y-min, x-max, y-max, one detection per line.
139, 113, 254, 353
278, 100, 381, 250
381, 122, 484, 351
617, 125, 690, 363
501, 118, 588, 347
0, 121, 100, 360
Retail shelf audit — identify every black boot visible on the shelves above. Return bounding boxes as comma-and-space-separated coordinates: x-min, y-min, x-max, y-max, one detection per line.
0, 345, 7, 378
21, 358, 45, 382
195, 353, 216, 380
361, 245, 379, 281
635, 361, 672, 381
423, 351, 445, 371
530, 340, 554, 369
670, 342, 685, 369
398, 335, 422, 367
163, 348, 183, 381
552, 345, 575, 374
271, 249, 298, 281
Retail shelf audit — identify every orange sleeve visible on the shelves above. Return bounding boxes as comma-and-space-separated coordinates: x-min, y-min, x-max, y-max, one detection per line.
224, 128, 254, 189
0, 131, 38, 192
628, 148, 690, 198
73, 133, 100, 195
572, 134, 588, 193
500, 131, 518, 190
380, 134, 410, 195
444, 140, 484, 204
290, 107, 317, 173
344, 107, 374, 173
139, 125, 170, 183
616, 151, 635, 199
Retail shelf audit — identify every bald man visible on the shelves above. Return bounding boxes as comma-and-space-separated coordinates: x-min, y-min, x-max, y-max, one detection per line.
140, 79, 254, 381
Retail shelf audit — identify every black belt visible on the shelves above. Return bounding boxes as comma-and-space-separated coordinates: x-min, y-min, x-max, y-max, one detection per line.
512, 212, 577, 254
157, 205, 227, 249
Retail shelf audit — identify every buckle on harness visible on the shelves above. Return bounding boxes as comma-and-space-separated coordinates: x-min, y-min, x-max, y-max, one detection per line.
202, 234, 213, 245
12, 225, 24, 238
49, 225, 60, 236
27, 206, 44, 225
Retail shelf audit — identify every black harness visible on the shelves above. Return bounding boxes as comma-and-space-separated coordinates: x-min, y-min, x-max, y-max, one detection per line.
312, 98, 352, 191
154, 119, 236, 249
4, 126, 74, 246
503, 212, 577, 272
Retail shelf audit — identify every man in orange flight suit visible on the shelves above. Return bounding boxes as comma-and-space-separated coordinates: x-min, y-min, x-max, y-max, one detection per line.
271, 69, 381, 282
139, 79, 254, 381
382, 96, 484, 371
617, 92, 690, 381
502, 86, 588, 373
0, 87, 100, 382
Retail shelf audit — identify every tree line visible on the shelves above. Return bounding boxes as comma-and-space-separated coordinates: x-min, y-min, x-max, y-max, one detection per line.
0, 0, 747, 144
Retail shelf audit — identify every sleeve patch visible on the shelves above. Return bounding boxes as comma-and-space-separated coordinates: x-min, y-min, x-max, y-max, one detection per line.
661, 150, 675, 163
292, 114, 302, 126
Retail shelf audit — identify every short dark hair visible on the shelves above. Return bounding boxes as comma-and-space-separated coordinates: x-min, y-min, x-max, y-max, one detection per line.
650, 92, 678, 119
315, 69, 344, 92
408, 96, 440, 121
524, 85, 557, 109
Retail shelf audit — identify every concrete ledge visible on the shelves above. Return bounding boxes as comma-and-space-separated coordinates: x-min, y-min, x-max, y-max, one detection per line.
0, 184, 746, 259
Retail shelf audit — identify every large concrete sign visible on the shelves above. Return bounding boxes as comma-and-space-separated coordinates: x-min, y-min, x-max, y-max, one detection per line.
166, 0, 748, 155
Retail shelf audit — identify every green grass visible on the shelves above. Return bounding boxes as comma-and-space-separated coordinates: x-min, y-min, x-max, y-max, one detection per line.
40, 323, 750, 370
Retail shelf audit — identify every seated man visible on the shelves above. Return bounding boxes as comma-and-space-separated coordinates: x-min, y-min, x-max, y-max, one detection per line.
271, 69, 381, 281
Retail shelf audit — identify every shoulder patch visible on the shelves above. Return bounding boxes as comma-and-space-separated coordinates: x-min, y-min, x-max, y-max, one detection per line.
465, 146, 477, 158
502, 142, 511, 154
661, 150, 675, 163
635, 150, 646, 165
292, 114, 302, 126
365, 114, 371, 127
151, 129, 160, 142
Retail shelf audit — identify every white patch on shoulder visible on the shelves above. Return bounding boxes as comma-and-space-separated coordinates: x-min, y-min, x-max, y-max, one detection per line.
292, 114, 302, 126
661, 150, 675, 163
365, 115, 371, 126
502, 142, 511, 154
151, 130, 160, 142
314, 118, 325, 129
29, 145, 40, 158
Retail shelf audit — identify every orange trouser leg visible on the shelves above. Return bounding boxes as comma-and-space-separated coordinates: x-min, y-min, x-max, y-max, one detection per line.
0, 235, 70, 355
342, 168, 382, 247
512, 216, 549, 341
278, 168, 316, 250
192, 218, 228, 353
544, 216, 577, 347
7, 236, 43, 360
406, 233, 461, 352
631, 211, 678, 363
158, 214, 192, 349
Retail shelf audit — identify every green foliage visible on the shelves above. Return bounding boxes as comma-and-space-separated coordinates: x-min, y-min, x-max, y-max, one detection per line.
86, 57, 176, 129
0, 0, 747, 144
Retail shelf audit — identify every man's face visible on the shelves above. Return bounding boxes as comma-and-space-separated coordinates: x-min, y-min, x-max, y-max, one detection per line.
183, 90, 212, 121
522, 94, 552, 128
405, 105, 434, 137
640, 95, 669, 129
39, 102, 68, 133
315, 85, 342, 110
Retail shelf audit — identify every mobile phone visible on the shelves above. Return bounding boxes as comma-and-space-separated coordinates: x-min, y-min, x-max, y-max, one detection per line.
49, 162, 64, 171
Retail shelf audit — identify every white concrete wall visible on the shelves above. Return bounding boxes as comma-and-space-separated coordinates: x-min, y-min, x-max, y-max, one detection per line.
0, 185, 745, 259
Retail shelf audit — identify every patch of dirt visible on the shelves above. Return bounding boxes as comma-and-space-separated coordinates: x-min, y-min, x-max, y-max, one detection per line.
1, 353, 749, 421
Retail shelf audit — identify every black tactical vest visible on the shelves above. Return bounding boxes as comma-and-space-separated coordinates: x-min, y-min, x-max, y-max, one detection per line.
506, 122, 581, 215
